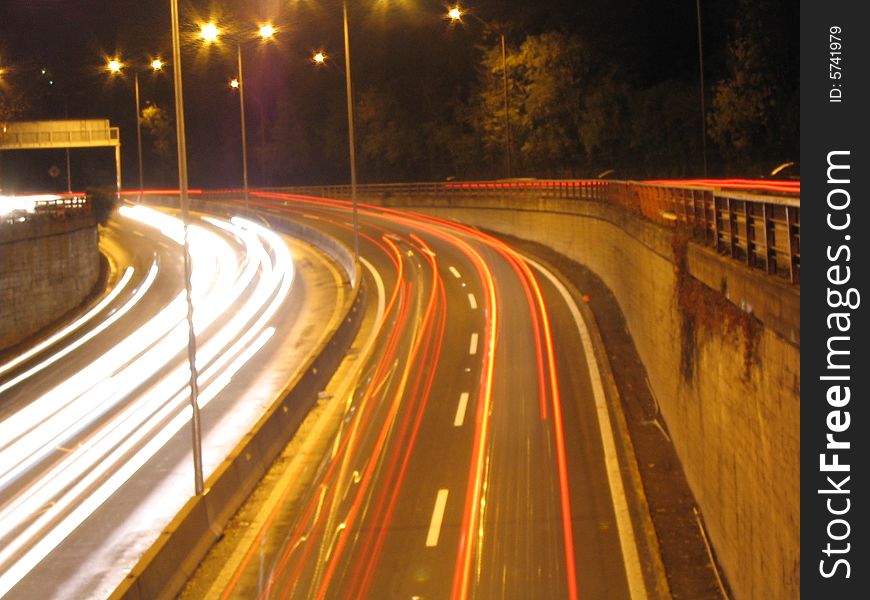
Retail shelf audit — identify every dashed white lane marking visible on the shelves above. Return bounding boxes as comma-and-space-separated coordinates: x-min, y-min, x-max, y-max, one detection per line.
449, 266, 461, 279
467, 293, 478, 310
468, 333, 479, 356
426, 489, 450, 547
454, 393, 470, 427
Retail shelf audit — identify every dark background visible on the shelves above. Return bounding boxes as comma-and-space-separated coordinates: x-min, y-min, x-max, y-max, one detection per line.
1, 0, 798, 191
801, 1, 868, 598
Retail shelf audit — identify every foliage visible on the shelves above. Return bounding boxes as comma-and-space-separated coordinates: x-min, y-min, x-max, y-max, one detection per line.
707, 0, 799, 173
140, 103, 175, 184
355, 83, 469, 182
87, 185, 119, 226
0, 89, 27, 122
467, 32, 706, 179
627, 81, 704, 177
472, 32, 593, 176
672, 232, 761, 382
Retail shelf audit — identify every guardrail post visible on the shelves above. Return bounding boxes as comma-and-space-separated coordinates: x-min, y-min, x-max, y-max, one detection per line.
744, 200, 753, 267
762, 203, 773, 274
712, 195, 721, 253
785, 206, 798, 283
726, 196, 737, 259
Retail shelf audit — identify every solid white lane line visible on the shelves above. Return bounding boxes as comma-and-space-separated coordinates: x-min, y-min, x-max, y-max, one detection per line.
467, 293, 478, 310
526, 257, 648, 600
454, 393, 470, 427
468, 333, 479, 356
449, 266, 461, 279
426, 489, 450, 547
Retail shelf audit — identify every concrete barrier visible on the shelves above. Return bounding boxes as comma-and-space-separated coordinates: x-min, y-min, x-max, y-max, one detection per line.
110, 201, 364, 600
364, 193, 800, 600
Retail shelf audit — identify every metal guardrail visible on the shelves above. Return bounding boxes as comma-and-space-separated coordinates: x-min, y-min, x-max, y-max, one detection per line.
258, 179, 800, 285
607, 182, 800, 284
0, 193, 91, 227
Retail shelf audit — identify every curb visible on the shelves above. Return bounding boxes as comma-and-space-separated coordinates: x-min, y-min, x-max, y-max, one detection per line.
522, 251, 673, 600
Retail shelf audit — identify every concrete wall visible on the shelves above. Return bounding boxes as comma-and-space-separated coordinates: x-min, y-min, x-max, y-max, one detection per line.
372, 194, 800, 600
0, 212, 100, 352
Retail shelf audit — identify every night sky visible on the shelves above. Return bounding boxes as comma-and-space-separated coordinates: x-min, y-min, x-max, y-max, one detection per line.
1, 0, 794, 190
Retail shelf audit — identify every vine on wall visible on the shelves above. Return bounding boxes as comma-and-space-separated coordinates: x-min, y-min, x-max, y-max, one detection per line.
672, 232, 762, 382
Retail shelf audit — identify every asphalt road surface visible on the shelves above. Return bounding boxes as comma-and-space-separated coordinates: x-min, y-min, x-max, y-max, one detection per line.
0, 204, 347, 599
183, 192, 654, 600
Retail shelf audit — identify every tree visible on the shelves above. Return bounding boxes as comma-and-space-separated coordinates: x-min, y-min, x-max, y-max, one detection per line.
707, 0, 798, 173
576, 73, 631, 176
87, 185, 119, 226
471, 32, 615, 177
0, 90, 27, 122
627, 81, 703, 178
140, 103, 175, 185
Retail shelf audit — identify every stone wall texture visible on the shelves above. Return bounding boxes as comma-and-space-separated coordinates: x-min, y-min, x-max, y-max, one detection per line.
0, 212, 100, 352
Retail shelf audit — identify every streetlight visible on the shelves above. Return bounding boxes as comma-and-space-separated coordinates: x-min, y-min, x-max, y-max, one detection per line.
259, 24, 276, 40
105, 55, 164, 198
311, 4, 362, 265
199, 21, 276, 213
342, 1, 361, 264
170, 0, 204, 496
448, 4, 513, 179
199, 22, 219, 44
695, 0, 708, 176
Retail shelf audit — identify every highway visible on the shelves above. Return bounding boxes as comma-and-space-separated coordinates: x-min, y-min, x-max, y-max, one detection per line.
0, 204, 349, 599
186, 193, 650, 600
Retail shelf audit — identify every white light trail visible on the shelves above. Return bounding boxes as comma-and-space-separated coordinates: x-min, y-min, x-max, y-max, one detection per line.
0, 267, 136, 379
0, 209, 296, 596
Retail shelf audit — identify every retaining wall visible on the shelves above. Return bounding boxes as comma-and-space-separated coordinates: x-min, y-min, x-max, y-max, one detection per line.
0, 212, 100, 352
370, 194, 800, 600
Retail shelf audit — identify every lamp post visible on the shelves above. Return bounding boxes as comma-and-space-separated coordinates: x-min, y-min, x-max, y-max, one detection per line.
695, 0, 708, 177
311, 6, 360, 265
170, 0, 204, 496
106, 56, 164, 199
199, 22, 275, 213
448, 4, 513, 179
342, 1, 361, 264
234, 43, 250, 212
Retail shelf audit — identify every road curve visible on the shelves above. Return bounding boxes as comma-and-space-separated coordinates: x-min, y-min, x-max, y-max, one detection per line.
0, 204, 347, 599
185, 192, 651, 600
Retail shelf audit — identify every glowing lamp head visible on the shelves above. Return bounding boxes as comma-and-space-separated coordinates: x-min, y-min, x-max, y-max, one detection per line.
229, 78, 240, 89
200, 22, 220, 43
107, 59, 123, 74
259, 24, 275, 39
448, 6, 463, 21
150, 58, 164, 71
313, 52, 326, 65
